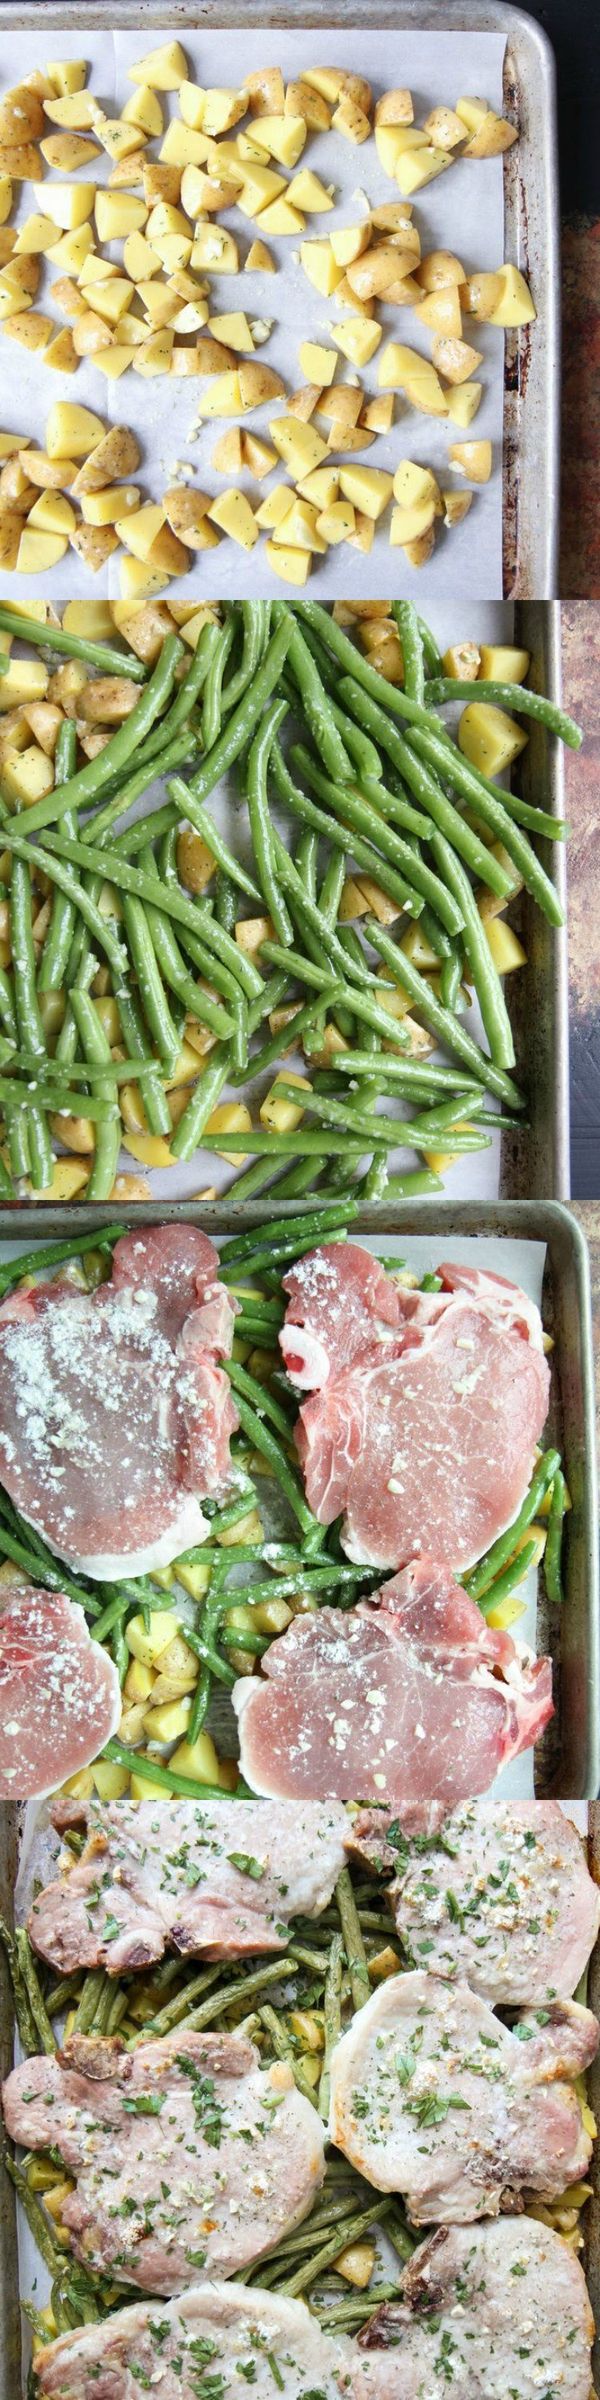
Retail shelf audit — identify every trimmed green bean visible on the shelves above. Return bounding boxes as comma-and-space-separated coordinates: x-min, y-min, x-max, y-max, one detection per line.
0, 606, 147, 679
392, 601, 425, 705
3, 833, 128, 985
295, 601, 442, 731
9, 636, 184, 836
273, 605, 353, 783
69, 993, 121, 1202
429, 828, 515, 1069
169, 775, 261, 903
407, 726, 563, 926
336, 678, 512, 898
201, 615, 236, 750
464, 1450, 561, 1600
424, 676, 582, 748
186, 617, 294, 811
169, 1042, 232, 1161
544, 1468, 566, 1607
364, 919, 524, 1107
290, 743, 464, 934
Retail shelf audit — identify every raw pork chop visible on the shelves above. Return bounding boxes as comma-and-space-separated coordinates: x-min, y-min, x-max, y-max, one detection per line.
0, 1224, 239, 1579
281, 1248, 550, 1570
2, 2027, 324, 2293
28, 1796, 348, 1976
233, 1558, 553, 1806
33, 2223, 595, 2400
357, 2217, 594, 2400
0, 1585, 120, 1800
348, 1800, 600, 2003
329, 1967, 598, 2223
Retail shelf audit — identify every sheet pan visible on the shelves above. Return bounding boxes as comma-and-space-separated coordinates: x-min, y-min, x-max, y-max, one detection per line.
0, 3, 559, 599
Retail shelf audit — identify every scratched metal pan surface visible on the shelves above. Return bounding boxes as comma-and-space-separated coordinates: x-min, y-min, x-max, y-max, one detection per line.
0, 0, 559, 599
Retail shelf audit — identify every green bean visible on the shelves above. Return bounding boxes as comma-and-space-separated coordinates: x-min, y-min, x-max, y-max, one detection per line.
282, 2198, 394, 2297
201, 615, 236, 750
318, 849, 347, 929
273, 605, 353, 782
259, 939, 411, 1051
0, 964, 16, 1040
104, 1738, 233, 1800
222, 1200, 359, 1262
114, 800, 179, 857
364, 919, 524, 1107
81, 732, 196, 851
0, 606, 147, 680
69, 993, 121, 1201
119, 892, 180, 1073
185, 617, 294, 813
222, 598, 269, 713
215, 870, 237, 932
295, 601, 441, 732
14, 1929, 56, 2054
31, 827, 262, 996
290, 743, 465, 935
464, 1449, 561, 1600
136, 1965, 224, 2042
4, 832, 128, 987
417, 615, 442, 676
232, 984, 342, 1087
258, 2004, 318, 2105
424, 676, 582, 748
319, 1931, 343, 2119
169, 1041, 232, 1161
0, 1071, 112, 1122
0, 1225, 122, 1298
37, 719, 78, 993
73, 1967, 107, 2034
274, 1079, 488, 1156
327, 1053, 481, 1097
407, 727, 563, 926
10, 636, 184, 837
244, 698, 292, 940
5, 2158, 63, 2274
174, 1954, 297, 2033
271, 742, 423, 922
226, 1359, 293, 1438
114, 984, 172, 1139
335, 1870, 373, 2010
168, 775, 260, 903
9, 852, 53, 1188
477, 1534, 538, 1618
336, 679, 512, 898
429, 828, 515, 1069
544, 1468, 566, 1608
200, 1128, 366, 1158
228, 1156, 290, 1202
379, 1168, 443, 1196
392, 601, 425, 705
230, 1388, 316, 1533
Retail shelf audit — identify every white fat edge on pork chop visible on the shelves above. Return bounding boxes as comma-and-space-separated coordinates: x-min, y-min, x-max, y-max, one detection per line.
328, 1968, 598, 2223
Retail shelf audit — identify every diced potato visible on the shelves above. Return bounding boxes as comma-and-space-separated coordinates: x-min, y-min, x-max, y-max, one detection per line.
164, 489, 215, 549
393, 459, 441, 512
207, 309, 254, 351
479, 646, 530, 684
243, 431, 277, 478
33, 181, 96, 232
415, 285, 462, 338
316, 500, 355, 544
27, 489, 76, 537
484, 918, 527, 973
390, 495, 438, 545
288, 169, 333, 212
41, 132, 99, 172
95, 191, 148, 242
16, 527, 68, 572
297, 465, 340, 507
269, 416, 327, 478
446, 383, 482, 427
206, 1101, 252, 1163
458, 701, 528, 775
487, 264, 536, 327
91, 1762, 129, 1800
276, 498, 326, 553
332, 93, 371, 143
15, 214, 57, 256
462, 110, 518, 157
442, 643, 482, 680
237, 163, 286, 217
196, 369, 243, 418
207, 488, 258, 549
454, 96, 492, 134
2, 745, 55, 805
299, 341, 337, 386
448, 439, 492, 482
45, 402, 101, 465
128, 42, 188, 91
300, 239, 344, 297
378, 343, 448, 414
396, 144, 453, 195
264, 538, 310, 584
235, 914, 273, 955
460, 271, 504, 321
422, 104, 465, 148
338, 464, 392, 520
375, 88, 414, 126
122, 85, 164, 139
244, 239, 275, 272
250, 113, 307, 168
144, 1696, 192, 1741
397, 525, 436, 568
72, 424, 140, 491
168, 1732, 223, 1784
260, 1073, 311, 1132
191, 224, 239, 274
332, 318, 382, 367
25, 1158, 89, 1201
46, 60, 88, 97
254, 485, 294, 531
333, 2241, 376, 2289
259, 199, 305, 236
431, 335, 482, 385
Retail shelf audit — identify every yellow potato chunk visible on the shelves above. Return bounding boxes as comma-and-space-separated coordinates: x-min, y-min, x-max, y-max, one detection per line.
265, 538, 310, 584
339, 465, 392, 521
16, 527, 68, 572
33, 181, 96, 231
196, 370, 243, 418
260, 1074, 311, 1131
128, 43, 188, 91
396, 144, 453, 194
446, 383, 482, 427
288, 170, 333, 212
46, 403, 106, 459
479, 646, 530, 684
207, 310, 254, 351
299, 340, 337, 385
487, 264, 536, 327
300, 239, 344, 297
269, 417, 328, 478
448, 439, 492, 482
275, 498, 326, 553
458, 702, 528, 775
95, 192, 148, 242
316, 500, 355, 544
0, 657, 49, 709
207, 489, 258, 549
251, 114, 307, 167
254, 486, 294, 531
238, 164, 286, 217
393, 459, 441, 510
332, 318, 382, 367
378, 343, 448, 414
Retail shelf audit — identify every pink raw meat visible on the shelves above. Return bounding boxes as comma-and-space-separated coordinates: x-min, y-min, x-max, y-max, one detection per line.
233, 1556, 553, 1806
0, 1224, 239, 1580
281, 1249, 550, 1571
0, 1584, 120, 1799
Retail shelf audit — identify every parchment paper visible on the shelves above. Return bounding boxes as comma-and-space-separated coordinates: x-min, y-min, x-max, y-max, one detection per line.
0, 27, 508, 598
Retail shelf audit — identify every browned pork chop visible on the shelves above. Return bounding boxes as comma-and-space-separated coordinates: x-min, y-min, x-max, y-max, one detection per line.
329, 1968, 598, 2223
281, 1250, 550, 1572
0, 1224, 238, 1580
34, 2224, 595, 2400
28, 1796, 348, 1976
349, 1800, 600, 2004
234, 1559, 552, 1806
2, 2027, 324, 2293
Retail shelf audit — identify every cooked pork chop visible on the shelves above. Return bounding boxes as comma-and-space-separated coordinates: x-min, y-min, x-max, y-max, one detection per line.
2, 2028, 324, 2293
329, 1968, 598, 2223
0, 1585, 120, 1800
34, 2223, 595, 2400
34, 2280, 355, 2400
234, 1559, 553, 1806
0, 1224, 238, 1580
348, 1801, 600, 2004
281, 1250, 550, 1571
357, 2217, 595, 2400
28, 1797, 348, 1977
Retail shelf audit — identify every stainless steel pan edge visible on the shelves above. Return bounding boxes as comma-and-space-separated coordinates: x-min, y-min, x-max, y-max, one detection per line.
0, 1193, 595, 1789
0, 3, 559, 599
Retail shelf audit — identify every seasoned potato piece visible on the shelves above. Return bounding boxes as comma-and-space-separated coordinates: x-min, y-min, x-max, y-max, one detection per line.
332, 93, 371, 143
81, 485, 140, 526
448, 438, 492, 482
16, 526, 68, 572
458, 702, 527, 774
338, 465, 392, 520
46, 403, 106, 460
79, 678, 139, 724
417, 249, 465, 291
40, 132, 99, 170
71, 523, 119, 572
245, 68, 285, 117
422, 105, 465, 148
284, 77, 330, 131
431, 335, 483, 384
333, 319, 382, 367
128, 43, 188, 91
208, 488, 258, 549
163, 488, 213, 546
244, 238, 275, 272
300, 238, 343, 297
375, 89, 414, 125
